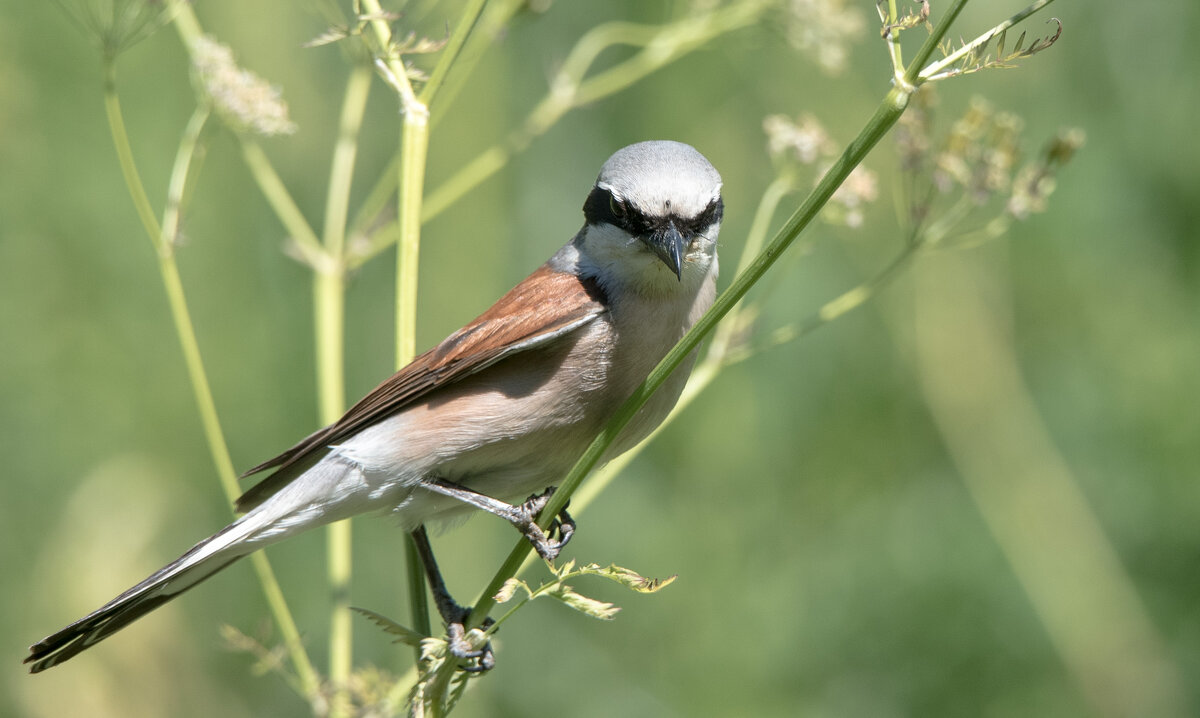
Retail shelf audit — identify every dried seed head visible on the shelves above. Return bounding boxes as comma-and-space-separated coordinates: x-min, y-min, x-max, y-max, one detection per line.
192, 36, 297, 137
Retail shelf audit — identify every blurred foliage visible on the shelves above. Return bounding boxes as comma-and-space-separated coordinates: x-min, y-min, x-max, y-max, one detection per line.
2, 1, 1199, 716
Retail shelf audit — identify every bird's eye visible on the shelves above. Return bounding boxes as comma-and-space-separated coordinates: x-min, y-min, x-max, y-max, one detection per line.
609, 195, 626, 219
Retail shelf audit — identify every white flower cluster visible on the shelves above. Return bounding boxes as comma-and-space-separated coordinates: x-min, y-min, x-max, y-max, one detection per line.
192, 36, 297, 137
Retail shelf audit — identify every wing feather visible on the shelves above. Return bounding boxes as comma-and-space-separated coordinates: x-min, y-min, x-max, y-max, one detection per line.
234, 264, 606, 512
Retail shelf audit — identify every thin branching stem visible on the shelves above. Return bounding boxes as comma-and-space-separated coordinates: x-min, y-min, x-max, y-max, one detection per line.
920, 0, 1059, 81
103, 52, 319, 699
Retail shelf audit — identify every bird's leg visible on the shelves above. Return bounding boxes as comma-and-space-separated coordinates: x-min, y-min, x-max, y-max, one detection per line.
410, 525, 495, 672
423, 480, 576, 561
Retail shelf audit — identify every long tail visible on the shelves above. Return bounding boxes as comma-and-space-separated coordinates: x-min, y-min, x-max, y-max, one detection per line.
24, 516, 262, 673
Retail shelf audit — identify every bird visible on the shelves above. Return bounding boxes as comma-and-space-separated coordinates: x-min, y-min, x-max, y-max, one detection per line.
25, 139, 724, 673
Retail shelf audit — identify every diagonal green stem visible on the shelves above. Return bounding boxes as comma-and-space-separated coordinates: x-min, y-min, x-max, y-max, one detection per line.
413, 4, 977, 709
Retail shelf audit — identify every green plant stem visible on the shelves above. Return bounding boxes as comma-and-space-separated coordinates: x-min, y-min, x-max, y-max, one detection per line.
161, 107, 209, 248
397, 115, 435, 656
324, 65, 372, 259
318, 63, 372, 718
102, 57, 319, 699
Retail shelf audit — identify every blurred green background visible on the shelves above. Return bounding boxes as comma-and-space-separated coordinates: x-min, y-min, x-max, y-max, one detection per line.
3, 1, 1198, 716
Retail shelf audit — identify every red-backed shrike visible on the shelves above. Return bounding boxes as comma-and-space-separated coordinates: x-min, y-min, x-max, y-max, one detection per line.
26, 140, 723, 673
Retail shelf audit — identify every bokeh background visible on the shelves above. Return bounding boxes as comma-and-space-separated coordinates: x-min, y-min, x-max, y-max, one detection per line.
3, 1, 1198, 716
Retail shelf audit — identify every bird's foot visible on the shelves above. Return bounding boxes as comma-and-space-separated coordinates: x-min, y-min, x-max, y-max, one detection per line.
443, 608, 496, 673
516, 487, 576, 562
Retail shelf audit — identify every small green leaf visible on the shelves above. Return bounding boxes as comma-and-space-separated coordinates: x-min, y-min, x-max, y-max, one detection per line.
351, 607, 426, 647
578, 563, 679, 593
548, 585, 620, 620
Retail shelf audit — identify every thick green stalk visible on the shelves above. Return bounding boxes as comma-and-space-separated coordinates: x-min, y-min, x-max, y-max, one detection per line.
883, 0, 905, 79
396, 117, 431, 641
103, 58, 319, 698
319, 64, 372, 718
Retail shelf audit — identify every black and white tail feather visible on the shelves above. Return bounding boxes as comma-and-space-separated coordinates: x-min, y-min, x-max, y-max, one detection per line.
24, 518, 260, 672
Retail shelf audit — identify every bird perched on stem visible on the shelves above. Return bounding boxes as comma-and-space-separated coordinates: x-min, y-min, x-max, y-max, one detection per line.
25, 140, 724, 673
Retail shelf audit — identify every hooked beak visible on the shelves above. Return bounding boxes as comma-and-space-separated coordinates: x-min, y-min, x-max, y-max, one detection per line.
644, 219, 686, 280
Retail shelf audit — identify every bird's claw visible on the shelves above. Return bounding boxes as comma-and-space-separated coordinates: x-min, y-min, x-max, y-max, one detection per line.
518, 488, 576, 562
445, 615, 496, 673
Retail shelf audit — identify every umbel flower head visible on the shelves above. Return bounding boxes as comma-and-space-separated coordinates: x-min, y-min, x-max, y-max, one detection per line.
55, 0, 175, 58
192, 35, 297, 137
